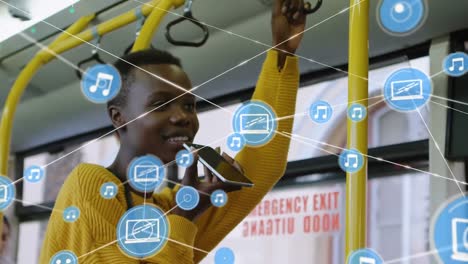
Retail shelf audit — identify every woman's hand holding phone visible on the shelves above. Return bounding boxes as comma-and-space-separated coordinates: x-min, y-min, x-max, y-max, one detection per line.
172, 147, 243, 222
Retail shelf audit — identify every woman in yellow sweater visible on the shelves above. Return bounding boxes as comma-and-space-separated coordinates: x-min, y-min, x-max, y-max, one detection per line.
40, 0, 307, 263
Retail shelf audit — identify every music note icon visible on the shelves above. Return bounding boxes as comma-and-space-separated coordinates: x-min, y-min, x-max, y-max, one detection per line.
314, 105, 328, 119
176, 150, 193, 167
351, 107, 363, 119
449, 57, 464, 72
89, 72, 114, 96
28, 168, 41, 180
66, 211, 76, 220
179, 153, 191, 165
104, 186, 115, 196
230, 137, 241, 148
214, 194, 224, 203
310, 101, 332, 123
211, 190, 227, 207
344, 154, 359, 168
63, 206, 80, 222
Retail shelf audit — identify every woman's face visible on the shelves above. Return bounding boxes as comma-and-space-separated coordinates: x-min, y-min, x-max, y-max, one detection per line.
119, 64, 199, 164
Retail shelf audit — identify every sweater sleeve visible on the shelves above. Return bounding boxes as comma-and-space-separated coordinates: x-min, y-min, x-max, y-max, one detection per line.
39, 167, 98, 263
142, 215, 198, 263
192, 50, 299, 263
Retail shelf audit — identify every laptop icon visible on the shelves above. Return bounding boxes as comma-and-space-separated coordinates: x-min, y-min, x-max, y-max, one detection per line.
0, 185, 7, 203
240, 114, 270, 134
390, 79, 424, 101
451, 218, 468, 261
134, 165, 159, 183
125, 219, 161, 244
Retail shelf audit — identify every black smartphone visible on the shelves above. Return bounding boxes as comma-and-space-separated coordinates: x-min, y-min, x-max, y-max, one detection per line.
183, 143, 254, 187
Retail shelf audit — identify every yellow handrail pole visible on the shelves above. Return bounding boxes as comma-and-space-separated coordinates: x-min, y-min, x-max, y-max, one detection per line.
0, 0, 161, 175
0, 15, 95, 175
49, 14, 96, 49
345, 0, 369, 261
0, 14, 95, 237
132, 0, 185, 51
52, 0, 160, 55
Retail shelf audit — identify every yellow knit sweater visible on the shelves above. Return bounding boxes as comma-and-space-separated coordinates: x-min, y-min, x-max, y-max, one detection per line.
39, 50, 299, 263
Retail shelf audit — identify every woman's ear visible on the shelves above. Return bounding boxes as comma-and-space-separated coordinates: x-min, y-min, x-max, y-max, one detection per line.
108, 105, 127, 129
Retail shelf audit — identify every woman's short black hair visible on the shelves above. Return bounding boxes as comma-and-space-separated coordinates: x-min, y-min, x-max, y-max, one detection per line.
108, 48, 182, 109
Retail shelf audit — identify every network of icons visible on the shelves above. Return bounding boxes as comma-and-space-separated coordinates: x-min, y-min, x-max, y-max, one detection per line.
383, 67, 432, 112
347, 103, 367, 123
211, 190, 228, 207
215, 247, 235, 264
24, 165, 45, 183
347, 248, 383, 264
309, 100, 333, 124
377, 0, 427, 36
227, 133, 246, 152
0, 176, 15, 211
443, 52, 467, 77
117, 204, 169, 258
49, 250, 78, 264
100, 182, 118, 199
6, 1, 465, 263
127, 155, 165, 193
176, 149, 194, 168
176, 186, 200, 211
232, 100, 277, 147
63, 206, 80, 223
80, 64, 122, 104
432, 193, 468, 263
339, 149, 365, 173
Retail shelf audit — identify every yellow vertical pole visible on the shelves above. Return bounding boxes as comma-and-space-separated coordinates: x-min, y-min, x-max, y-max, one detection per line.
345, 0, 369, 261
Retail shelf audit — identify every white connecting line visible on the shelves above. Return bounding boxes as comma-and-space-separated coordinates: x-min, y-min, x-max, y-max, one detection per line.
3, 0, 468, 262
0, 0, 365, 175
414, 102, 465, 196
277, 131, 468, 186
78, 204, 180, 259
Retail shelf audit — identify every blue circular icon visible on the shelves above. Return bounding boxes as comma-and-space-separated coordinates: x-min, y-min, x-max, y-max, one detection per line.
63, 206, 80, 223
443, 52, 468, 77
348, 103, 367, 122
176, 186, 200, 211
176, 150, 194, 168
339, 149, 365, 173
211, 190, 228, 207
100, 182, 118, 199
227, 133, 246, 152
128, 155, 165, 193
50, 250, 78, 264
347, 248, 383, 264
81, 64, 122, 104
0, 176, 15, 211
24, 165, 45, 183
432, 193, 468, 263
232, 101, 277, 147
383, 68, 432, 112
215, 247, 235, 264
377, 0, 427, 36
117, 204, 169, 259
309, 101, 333, 124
